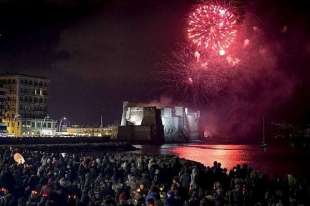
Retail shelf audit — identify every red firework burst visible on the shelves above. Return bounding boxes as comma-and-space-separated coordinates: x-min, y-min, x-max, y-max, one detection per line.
159, 46, 238, 106
187, 3, 238, 56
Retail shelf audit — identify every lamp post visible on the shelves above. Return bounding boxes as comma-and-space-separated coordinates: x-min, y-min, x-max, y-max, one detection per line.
13, 114, 20, 137
58, 117, 67, 132
40, 115, 50, 136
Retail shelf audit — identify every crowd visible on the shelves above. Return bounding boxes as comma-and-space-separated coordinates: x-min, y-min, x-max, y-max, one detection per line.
0, 147, 309, 206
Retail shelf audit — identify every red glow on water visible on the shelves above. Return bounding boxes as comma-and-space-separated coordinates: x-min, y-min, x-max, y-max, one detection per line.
169, 145, 246, 169
137, 144, 310, 176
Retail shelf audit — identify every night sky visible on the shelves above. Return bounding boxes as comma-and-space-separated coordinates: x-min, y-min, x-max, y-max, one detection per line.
0, 0, 310, 136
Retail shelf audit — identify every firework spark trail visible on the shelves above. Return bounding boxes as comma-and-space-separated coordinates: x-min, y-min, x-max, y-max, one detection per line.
159, 45, 239, 106
160, 2, 276, 106
159, 10, 275, 106
187, 2, 238, 56
160, 1, 243, 105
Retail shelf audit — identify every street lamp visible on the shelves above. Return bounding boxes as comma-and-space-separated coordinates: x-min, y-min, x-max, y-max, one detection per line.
13, 114, 21, 137
58, 117, 67, 132
40, 115, 50, 136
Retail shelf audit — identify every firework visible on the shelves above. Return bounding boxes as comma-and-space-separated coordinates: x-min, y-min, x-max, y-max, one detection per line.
159, 46, 238, 106
159, 7, 274, 106
187, 2, 238, 56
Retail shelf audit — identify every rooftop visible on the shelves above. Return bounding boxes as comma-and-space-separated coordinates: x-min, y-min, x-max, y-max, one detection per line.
0, 73, 48, 80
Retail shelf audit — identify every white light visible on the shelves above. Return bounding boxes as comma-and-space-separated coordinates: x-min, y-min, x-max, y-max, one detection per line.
243, 39, 250, 47
219, 9, 225, 16
194, 51, 200, 62
219, 49, 225, 56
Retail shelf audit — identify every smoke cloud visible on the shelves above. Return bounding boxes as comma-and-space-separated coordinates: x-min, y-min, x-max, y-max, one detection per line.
161, 10, 298, 141
200, 12, 297, 141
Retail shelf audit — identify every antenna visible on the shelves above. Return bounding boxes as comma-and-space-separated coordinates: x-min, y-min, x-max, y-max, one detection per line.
262, 116, 265, 143
100, 115, 103, 128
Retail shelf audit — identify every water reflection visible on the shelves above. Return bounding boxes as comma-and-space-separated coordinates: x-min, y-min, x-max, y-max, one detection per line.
135, 144, 309, 176
164, 145, 248, 169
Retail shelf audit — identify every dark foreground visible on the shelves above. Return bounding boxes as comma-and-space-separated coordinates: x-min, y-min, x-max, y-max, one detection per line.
0, 147, 309, 206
